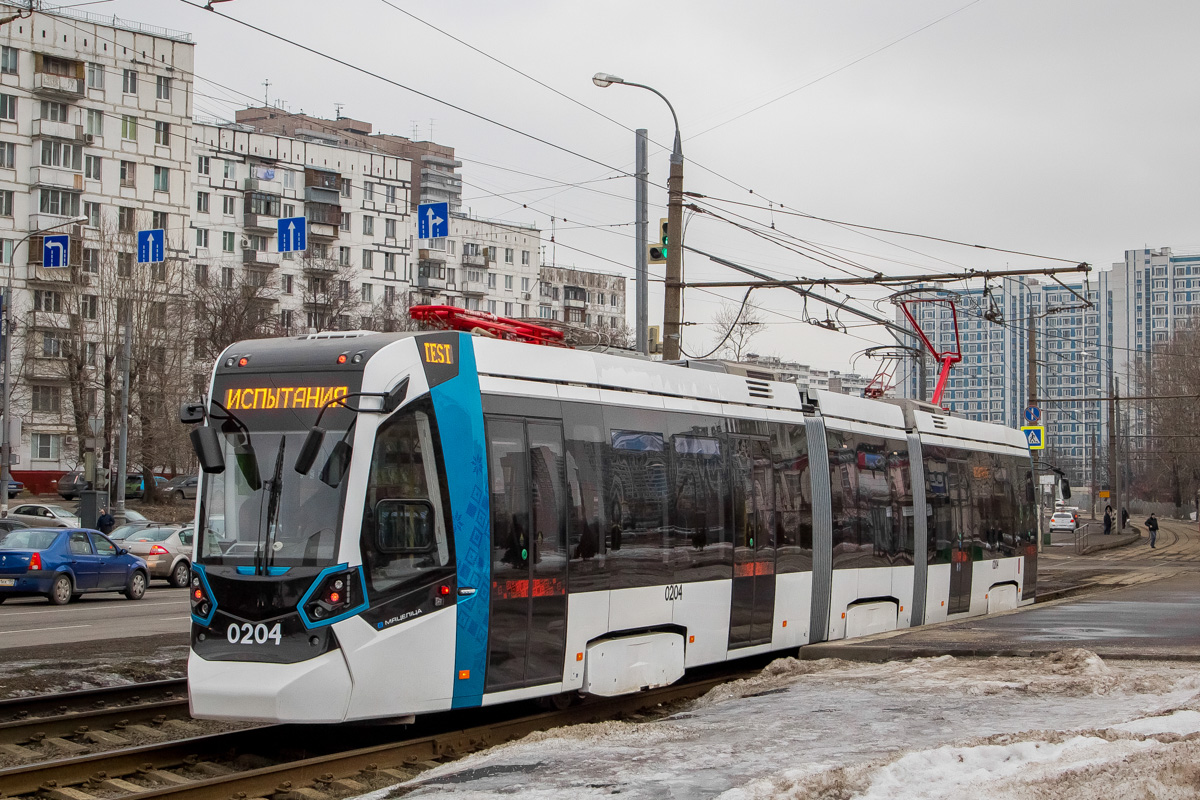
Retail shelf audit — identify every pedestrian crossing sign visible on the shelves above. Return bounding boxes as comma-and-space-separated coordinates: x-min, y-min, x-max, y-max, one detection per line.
1021, 425, 1045, 450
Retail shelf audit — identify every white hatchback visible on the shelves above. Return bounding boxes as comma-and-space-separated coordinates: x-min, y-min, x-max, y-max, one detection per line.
1049, 512, 1077, 532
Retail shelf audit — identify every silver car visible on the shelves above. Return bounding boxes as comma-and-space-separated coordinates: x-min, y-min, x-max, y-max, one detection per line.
8, 503, 80, 528
165, 475, 199, 502
120, 526, 192, 587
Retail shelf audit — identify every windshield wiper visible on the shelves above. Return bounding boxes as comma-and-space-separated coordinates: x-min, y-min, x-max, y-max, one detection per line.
260, 438, 286, 574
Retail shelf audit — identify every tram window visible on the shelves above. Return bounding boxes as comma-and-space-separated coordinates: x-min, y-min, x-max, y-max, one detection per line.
669, 427, 730, 582
360, 399, 453, 596
563, 403, 609, 593
829, 431, 912, 569
771, 422, 813, 574
604, 412, 669, 589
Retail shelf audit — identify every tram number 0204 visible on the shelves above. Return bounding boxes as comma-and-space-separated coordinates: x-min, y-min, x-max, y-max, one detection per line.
226, 622, 283, 646
664, 584, 684, 601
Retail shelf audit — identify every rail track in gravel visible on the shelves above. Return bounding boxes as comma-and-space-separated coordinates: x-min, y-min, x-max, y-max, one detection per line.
0, 665, 763, 800
0, 679, 196, 751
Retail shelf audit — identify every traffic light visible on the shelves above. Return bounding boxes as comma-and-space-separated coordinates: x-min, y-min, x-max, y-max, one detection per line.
648, 217, 669, 264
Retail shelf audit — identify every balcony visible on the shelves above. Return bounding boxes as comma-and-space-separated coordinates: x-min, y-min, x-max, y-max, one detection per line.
417, 260, 446, 290
461, 280, 486, 296
33, 73, 84, 98
244, 176, 282, 193
32, 120, 83, 141
564, 297, 587, 310
309, 222, 339, 240
243, 213, 277, 232
242, 249, 278, 269
29, 167, 82, 190
304, 186, 339, 205
462, 253, 486, 267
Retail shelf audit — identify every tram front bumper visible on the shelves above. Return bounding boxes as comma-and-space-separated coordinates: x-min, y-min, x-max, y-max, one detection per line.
188, 648, 353, 723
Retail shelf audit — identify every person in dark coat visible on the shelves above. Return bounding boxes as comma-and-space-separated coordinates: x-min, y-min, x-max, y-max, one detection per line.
1103, 507, 1112, 535
96, 507, 115, 535
1146, 513, 1159, 548
1121, 507, 1130, 528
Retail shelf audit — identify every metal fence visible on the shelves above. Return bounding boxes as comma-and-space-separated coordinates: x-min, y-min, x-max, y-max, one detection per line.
1074, 521, 1103, 555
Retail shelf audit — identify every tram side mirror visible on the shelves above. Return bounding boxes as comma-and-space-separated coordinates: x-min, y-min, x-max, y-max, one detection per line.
294, 427, 324, 475
383, 377, 410, 413
320, 440, 352, 487
190, 427, 225, 474
1060, 476, 1071, 500
180, 400, 206, 424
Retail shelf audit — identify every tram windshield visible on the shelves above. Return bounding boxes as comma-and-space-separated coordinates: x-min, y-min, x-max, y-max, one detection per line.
197, 375, 357, 570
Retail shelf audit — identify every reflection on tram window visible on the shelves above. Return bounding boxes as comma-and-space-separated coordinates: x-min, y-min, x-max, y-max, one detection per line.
828, 429, 914, 569
924, 447, 1036, 564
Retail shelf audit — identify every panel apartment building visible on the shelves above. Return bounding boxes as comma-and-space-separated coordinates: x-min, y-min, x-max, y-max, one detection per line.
0, 4, 194, 490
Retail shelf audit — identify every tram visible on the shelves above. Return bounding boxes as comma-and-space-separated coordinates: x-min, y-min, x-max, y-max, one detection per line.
183, 326, 1037, 723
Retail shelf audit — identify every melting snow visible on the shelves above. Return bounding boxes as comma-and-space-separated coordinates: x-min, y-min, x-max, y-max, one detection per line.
361, 650, 1200, 799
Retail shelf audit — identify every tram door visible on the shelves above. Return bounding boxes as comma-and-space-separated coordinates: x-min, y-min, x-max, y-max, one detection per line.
728, 437, 776, 649
485, 418, 569, 692
948, 532, 973, 614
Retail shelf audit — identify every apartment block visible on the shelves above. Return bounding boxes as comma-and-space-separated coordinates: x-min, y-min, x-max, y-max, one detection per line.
537, 264, 626, 331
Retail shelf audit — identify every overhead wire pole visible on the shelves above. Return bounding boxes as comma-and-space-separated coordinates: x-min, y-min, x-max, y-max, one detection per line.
634, 129, 648, 355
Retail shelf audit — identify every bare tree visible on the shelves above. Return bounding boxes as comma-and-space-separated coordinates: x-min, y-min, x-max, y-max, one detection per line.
1134, 324, 1200, 515
709, 297, 765, 361
298, 251, 361, 332
189, 258, 281, 365
369, 286, 421, 333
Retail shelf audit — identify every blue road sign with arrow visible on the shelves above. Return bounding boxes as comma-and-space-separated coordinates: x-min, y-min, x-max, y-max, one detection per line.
42, 234, 69, 268
277, 216, 307, 253
1021, 425, 1045, 450
137, 229, 165, 264
418, 202, 448, 239
1023, 406, 1041, 424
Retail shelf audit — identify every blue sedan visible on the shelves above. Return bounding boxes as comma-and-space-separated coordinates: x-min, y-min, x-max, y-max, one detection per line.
0, 528, 149, 605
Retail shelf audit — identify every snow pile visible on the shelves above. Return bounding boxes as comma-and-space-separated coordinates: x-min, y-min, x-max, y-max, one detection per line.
380, 651, 1200, 800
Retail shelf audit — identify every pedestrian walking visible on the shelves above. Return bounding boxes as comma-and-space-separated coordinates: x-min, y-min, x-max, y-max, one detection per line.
96, 507, 115, 535
1103, 507, 1112, 535
1121, 507, 1129, 529
1146, 513, 1159, 549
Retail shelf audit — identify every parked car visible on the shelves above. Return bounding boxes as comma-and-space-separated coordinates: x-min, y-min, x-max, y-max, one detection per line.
1049, 512, 1078, 532
123, 509, 149, 522
8, 504, 80, 528
0, 527, 148, 604
6, 479, 22, 499
0, 519, 28, 542
108, 520, 164, 541
55, 471, 90, 500
164, 475, 199, 502
120, 526, 191, 587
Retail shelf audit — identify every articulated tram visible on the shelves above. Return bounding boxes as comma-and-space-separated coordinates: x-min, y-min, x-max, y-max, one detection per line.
184, 329, 1037, 723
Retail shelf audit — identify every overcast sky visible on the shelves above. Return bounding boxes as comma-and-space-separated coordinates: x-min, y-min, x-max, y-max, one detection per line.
99, 0, 1200, 374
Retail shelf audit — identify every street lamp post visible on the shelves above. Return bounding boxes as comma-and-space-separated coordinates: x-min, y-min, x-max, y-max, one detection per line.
1, 215, 87, 516
593, 73, 685, 360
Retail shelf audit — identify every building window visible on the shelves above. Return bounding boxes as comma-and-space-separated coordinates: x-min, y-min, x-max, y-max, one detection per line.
384, 253, 396, 272
117, 252, 132, 277
0, 141, 12, 169
363, 216, 374, 236
80, 294, 97, 320
283, 170, 295, 189
341, 178, 351, 198
33, 290, 62, 312
487, 272, 496, 289
281, 274, 293, 294
39, 189, 80, 217
338, 246, 351, 266
505, 275, 513, 290
156, 75, 171, 100
32, 433, 60, 460
0, 46, 16, 75
361, 283, 373, 303
197, 155, 210, 175
153, 166, 169, 192
41, 331, 62, 358
385, 218, 396, 239
41, 140, 81, 170
119, 160, 135, 188
83, 154, 101, 180
385, 184, 397, 204
383, 285, 395, 304
247, 191, 279, 216
223, 159, 234, 180
31, 385, 61, 413
521, 250, 529, 266
152, 210, 168, 230
0, 189, 12, 217
0, 94, 14, 121
364, 181, 373, 200
83, 201, 100, 228
340, 212, 350, 232
280, 309, 293, 330
196, 191, 209, 213
122, 68, 137, 94
222, 195, 235, 215
222, 231, 235, 253
194, 263, 208, 284
86, 61, 103, 89
222, 266, 234, 288
362, 249, 373, 270
82, 247, 98, 273
121, 115, 137, 140
154, 120, 170, 145
39, 100, 67, 121
505, 248, 513, 264
521, 277, 530, 292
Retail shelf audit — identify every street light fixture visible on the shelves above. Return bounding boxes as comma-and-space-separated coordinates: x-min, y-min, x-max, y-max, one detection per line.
593, 71, 685, 360
1, 214, 88, 515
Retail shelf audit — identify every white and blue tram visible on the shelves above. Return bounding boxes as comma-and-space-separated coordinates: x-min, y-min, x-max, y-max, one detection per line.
184, 330, 1038, 723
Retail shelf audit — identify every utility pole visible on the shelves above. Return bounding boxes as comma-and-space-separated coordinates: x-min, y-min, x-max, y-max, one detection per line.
662, 141, 684, 360
114, 308, 131, 520
1114, 378, 1122, 530
1090, 412, 1098, 521
1027, 312, 1042, 549
634, 129, 648, 355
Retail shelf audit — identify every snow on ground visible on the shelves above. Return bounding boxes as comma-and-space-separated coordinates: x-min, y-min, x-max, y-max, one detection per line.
361, 650, 1200, 799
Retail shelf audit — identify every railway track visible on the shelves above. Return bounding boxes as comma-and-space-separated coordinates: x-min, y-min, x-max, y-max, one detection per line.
0, 680, 192, 750
0, 667, 758, 800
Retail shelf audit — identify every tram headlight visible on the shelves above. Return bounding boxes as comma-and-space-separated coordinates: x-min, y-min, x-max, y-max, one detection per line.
190, 573, 215, 623
302, 568, 362, 625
